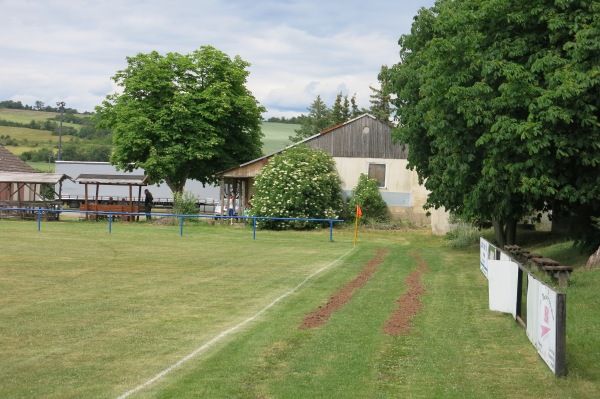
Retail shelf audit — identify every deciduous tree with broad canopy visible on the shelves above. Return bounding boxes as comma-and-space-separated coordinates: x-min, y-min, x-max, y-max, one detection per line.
385, 0, 600, 247
95, 46, 265, 193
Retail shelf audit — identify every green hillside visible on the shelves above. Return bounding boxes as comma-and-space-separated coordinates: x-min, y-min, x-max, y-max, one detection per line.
0, 108, 62, 123
260, 122, 298, 154
0, 107, 299, 164
0, 108, 80, 156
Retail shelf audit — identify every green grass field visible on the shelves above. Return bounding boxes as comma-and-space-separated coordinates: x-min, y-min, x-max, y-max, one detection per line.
1, 220, 598, 398
0, 108, 62, 123
0, 108, 78, 156
260, 122, 298, 155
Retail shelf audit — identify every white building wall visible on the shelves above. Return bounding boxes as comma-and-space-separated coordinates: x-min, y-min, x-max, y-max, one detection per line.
333, 156, 449, 233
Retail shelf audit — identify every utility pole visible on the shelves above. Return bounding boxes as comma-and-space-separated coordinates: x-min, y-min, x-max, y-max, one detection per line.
56, 101, 65, 161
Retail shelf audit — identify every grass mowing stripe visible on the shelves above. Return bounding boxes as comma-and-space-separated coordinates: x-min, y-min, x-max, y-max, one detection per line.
116, 247, 356, 398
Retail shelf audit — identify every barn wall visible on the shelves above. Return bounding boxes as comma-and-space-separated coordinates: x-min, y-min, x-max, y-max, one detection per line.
0, 182, 36, 201
332, 156, 443, 227
305, 116, 408, 159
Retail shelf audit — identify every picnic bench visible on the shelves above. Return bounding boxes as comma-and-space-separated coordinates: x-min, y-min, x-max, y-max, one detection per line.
0, 200, 62, 221
79, 203, 139, 221
504, 245, 521, 252
531, 257, 574, 287
523, 252, 543, 260
541, 265, 575, 288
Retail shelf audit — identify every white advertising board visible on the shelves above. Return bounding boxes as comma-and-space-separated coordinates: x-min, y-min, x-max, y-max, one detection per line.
480, 238, 490, 278
499, 251, 510, 261
488, 260, 518, 318
526, 276, 559, 373
480, 238, 499, 279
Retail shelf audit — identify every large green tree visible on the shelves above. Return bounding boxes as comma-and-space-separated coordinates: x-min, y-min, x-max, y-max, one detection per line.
291, 93, 363, 143
95, 46, 265, 193
386, 0, 600, 247
369, 65, 392, 122
289, 95, 332, 142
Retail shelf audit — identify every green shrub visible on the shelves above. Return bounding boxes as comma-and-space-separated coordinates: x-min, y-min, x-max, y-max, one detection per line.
19, 147, 55, 162
173, 191, 199, 221
445, 221, 481, 248
347, 173, 389, 222
250, 145, 343, 229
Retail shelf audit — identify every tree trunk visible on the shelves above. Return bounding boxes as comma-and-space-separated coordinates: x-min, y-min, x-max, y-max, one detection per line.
492, 218, 518, 248
165, 176, 185, 195
492, 219, 506, 248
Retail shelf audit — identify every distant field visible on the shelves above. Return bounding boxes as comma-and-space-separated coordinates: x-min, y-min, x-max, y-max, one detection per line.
28, 161, 55, 172
0, 108, 60, 123
0, 108, 78, 157
0, 124, 70, 157
260, 122, 298, 154
0, 126, 58, 142
1, 107, 297, 159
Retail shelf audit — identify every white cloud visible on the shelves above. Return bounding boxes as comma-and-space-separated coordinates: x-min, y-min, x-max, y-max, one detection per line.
0, 0, 435, 117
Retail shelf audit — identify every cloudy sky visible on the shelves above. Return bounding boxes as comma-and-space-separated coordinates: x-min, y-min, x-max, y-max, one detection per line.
1, 0, 435, 118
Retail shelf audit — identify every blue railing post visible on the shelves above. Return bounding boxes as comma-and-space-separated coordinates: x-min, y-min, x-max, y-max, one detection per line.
253, 217, 257, 240
180, 216, 184, 237
329, 220, 333, 241
108, 214, 113, 234
37, 210, 42, 232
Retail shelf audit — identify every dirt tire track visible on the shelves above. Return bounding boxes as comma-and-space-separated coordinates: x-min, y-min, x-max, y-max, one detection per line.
299, 248, 390, 329
382, 249, 428, 336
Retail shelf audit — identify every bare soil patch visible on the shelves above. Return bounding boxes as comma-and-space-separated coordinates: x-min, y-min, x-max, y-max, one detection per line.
299, 248, 390, 329
382, 250, 428, 336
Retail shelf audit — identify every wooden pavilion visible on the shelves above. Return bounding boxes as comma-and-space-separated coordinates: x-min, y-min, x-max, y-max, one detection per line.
75, 174, 151, 220
0, 172, 72, 220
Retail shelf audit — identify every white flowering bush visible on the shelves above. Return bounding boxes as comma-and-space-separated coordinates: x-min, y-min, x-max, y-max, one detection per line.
250, 145, 343, 229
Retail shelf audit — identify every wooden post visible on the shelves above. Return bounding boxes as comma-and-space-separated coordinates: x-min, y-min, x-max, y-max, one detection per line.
137, 186, 142, 222
555, 293, 567, 376
219, 179, 225, 224
241, 179, 246, 219
129, 185, 133, 217
84, 183, 89, 220
95, 183, 100, 220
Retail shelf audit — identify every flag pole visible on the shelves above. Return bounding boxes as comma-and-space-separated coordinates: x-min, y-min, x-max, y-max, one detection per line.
353, 205, 362, 247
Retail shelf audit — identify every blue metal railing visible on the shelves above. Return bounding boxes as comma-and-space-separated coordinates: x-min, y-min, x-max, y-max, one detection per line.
0, 207, 345, 241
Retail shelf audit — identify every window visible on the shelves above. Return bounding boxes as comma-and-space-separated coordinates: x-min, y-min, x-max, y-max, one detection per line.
368, 163, 386, 188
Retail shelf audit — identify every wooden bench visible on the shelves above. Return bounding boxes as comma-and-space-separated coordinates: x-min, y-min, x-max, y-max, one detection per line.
504, 245, 524, 258
541, 265, 575, 288
530, 257, 574, 287
523, 252, 543, 259
79, 204, 139, 221
504, 245, 521, 252
531, 257, 560, 267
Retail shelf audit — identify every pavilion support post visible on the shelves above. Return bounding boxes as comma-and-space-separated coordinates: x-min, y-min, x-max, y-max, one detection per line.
241, 179, 246, 218
219, 179, 225, 224
95, 184, 100, 220
137, 186, 142, 221
129, 185, 133, 216
84, 184, 89, 220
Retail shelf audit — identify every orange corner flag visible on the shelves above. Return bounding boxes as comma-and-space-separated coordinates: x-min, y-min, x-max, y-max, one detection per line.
354, 205, 362, 247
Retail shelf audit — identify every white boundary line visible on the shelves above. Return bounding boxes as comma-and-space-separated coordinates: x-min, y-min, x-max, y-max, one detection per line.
117, 247, 355, 399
